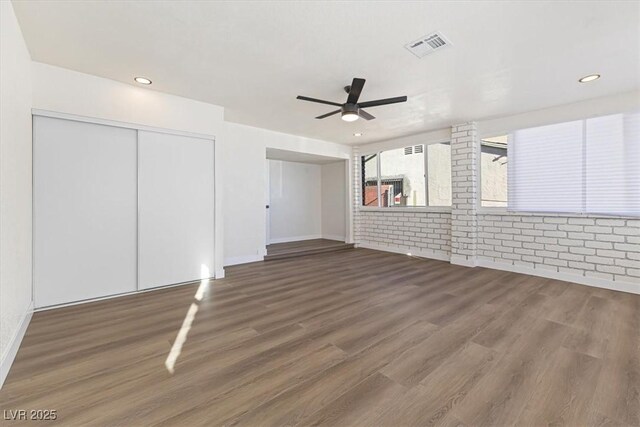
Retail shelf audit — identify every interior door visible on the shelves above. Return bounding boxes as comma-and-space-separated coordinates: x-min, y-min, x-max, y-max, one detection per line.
265, 159, 270, 245
138, 131, 214, 289
33, 116, 137, 307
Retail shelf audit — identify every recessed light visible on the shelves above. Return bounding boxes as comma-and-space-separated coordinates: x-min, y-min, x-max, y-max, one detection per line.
134, 76, 152, 85
579, 74, 600, 83
353, 132, 363, 137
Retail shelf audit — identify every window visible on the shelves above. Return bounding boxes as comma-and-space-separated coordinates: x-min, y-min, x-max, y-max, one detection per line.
427, 143, 452, 206
585, 113, 640, 215
509, 121, 583, 212
361, 153, 378, 206
480, 136, 508, 207
508, 111, 639, 216
380, 146, 425, 206
361, 142, 451, 207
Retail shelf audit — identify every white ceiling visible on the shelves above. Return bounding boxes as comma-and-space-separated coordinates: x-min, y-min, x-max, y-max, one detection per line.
12, 1, 640, 145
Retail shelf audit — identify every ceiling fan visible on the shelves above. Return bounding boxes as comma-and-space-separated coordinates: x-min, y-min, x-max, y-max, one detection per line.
296, 78, 407, 122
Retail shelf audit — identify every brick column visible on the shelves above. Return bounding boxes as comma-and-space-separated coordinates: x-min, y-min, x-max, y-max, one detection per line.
450, 122, 479, 266
352, 146, 362, 245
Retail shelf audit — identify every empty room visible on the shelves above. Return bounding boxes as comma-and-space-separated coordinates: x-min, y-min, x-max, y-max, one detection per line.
1, 1, 638, 426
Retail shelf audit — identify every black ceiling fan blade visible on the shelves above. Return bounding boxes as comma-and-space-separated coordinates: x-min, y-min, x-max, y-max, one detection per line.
316, 109, 341, 119
358, 109, 375, 120
297, 96, 342, 107
358, 96, 407, 108
346, 78, 366, 104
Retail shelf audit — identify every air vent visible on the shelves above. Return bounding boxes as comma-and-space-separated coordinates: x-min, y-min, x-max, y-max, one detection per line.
404, 146, 413, 155
405, 32, 451, 58
414, 145, 424, 154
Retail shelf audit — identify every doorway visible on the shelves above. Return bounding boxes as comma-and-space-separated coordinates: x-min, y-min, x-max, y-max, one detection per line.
264, 148, 351, 260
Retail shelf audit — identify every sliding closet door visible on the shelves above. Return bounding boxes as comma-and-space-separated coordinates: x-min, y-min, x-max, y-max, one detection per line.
33, 116, 137, 307
138, 131, 214, 289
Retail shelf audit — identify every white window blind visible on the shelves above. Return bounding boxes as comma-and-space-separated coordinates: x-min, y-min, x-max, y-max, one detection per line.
508, 111, 640, 216
508, 120, 584, 213
585, 113, 640, 216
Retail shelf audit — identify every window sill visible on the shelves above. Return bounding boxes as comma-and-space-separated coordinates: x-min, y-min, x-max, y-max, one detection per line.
477, 207, 509, 214
476, 207, 639, 219
359, 206, 452, 214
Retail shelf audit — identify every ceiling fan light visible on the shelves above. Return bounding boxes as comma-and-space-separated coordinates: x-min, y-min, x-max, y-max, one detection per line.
341, 111, 359, 122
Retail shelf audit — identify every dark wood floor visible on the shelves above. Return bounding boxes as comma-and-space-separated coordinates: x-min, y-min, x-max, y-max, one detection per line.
265, 238, 353, 260
1, 248, 638, 426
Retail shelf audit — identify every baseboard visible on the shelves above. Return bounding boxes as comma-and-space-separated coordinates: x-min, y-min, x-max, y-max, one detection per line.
354, 243, 640, 295
356, 241, 451, 262
322, 234, 346, 242
215, 267, 226, 278
223, 254, 263, 267
477, 258, 640, 295
268, 234, 323, 244
35, 276, 217, 312
450, 255, 478, 267
0, 301, 33, 389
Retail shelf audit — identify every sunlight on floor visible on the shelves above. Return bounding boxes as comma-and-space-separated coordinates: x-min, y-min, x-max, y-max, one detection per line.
165, 302, 199, 374
164, 264, 212, 374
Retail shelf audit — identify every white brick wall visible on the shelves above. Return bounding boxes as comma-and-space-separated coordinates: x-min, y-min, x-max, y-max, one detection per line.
477, 214, 640, 284
353, 124, 640, 293
357, 210, 451, 259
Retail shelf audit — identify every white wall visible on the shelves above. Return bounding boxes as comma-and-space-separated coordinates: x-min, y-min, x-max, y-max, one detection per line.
267, 159, 347, 245
269, 160, 322, 243
321, 161, 346, 241
32, 62, 225, 135
218, 124, 269, 265
477, 90, 640, 137
221, 122, 351, 265
0, 1, 33, 385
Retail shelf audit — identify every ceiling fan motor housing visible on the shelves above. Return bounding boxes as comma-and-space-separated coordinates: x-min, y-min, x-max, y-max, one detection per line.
342, 104, 359, 114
